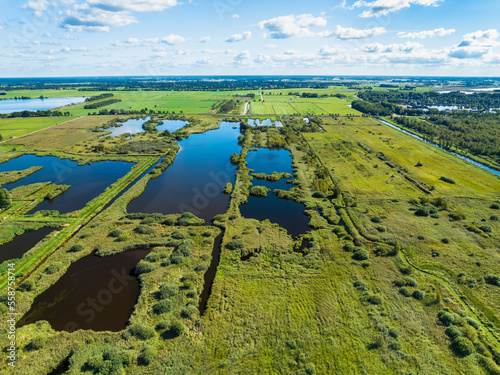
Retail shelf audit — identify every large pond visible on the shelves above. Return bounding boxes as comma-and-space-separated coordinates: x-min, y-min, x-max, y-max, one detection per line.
0, 97, 86, 114
0, 155, 134, 214
101, 118, 188, 138
17, 248, 151, 332
127, 122, 241, 223
0, 227, 55, 264
240, 148, 310, 237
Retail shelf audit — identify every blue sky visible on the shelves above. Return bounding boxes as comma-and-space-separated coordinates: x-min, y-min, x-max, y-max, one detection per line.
1, 0, 500, 77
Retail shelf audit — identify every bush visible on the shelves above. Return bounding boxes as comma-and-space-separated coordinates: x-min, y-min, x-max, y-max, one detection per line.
138, 346, 157, 366
445, 326, 463, 339
68, 244, 84, 253
109, 229, 124, 238
451, 337, 474, 357
145, 252, 161, 263
491, 204, 500, 210
479, 225, 492, 233
176, 240, 193, 257
466, 317, 480, 329
485, 274, 500, 287
156, 320, 170, 330
388, 328, 400, 338
158, 283, 179, 299
412, 290, 425, 300
415, 206, 430, 217
490, 215, 499, 221
226, 239, 244, 250
169, 320, 186, 337
352, 248, 369, 261
353, 280, 368, 291
399, 287, 412, 297
26, 336, 46, 351
388, 342, 402, 351
135, 261, 156, 275
124, 323, 155, 340
44, 263, 62, 275
441, 238, 450, 244
367, 294, 383, 305
181, 305, 198, 318
153, 300, 173, 315
376, 226, 386, 233
134, 225, 156, 235
170, 255, 185, 264
440, 176, 456, 184
18, 280, 35, 292
371, 216, 382, 223
249, 185, 271, 197
449, 211, 466, 221
172, 230, 188, 239
343, 243, 355, 252
195, 263, 208, 272
438, 310, 455, 326
403, 276, 418, 287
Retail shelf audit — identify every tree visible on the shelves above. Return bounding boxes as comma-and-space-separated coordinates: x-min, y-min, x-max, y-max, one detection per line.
0, 188, 12, 209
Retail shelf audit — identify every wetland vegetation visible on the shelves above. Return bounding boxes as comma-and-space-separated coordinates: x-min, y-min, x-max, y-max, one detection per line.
0, 76, 499, 375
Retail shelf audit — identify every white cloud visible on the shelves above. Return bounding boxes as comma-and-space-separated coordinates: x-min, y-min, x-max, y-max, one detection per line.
87, 0, 179, 12
113, 37, 160, 46
0, 24, 4, 30
398, 28, 455, 39
161, 34, 185, 45
61, 46, 87, 52
354, 0, 443, 18
264, 44, 278, 49
23, 0, 49, 17
459, 29, 499, 47
63, 6, 138, 32
448, 47, 489, 59
319, 45, 341, 56
233, 50, 251, 63
258, 14, 327, 39
195, 57, 210, 65
232, 14, 239, 19
176, 49, 190, 55
202, 49, 236, 54
362, 41, 423, 53
284, 50, 299, 55
225, 31, 252, 43
199, 36, 211, 43
448, 29, 499, 59
321, 25, 386, 40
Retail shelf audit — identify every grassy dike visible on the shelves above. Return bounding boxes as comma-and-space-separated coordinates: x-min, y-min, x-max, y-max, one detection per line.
0, 156, 159, 291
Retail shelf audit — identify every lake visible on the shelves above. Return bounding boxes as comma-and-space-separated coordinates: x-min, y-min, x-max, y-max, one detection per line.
127, 122, 241, 223
0, 155, 134, 214
0, 97, 86, 114
0, 227, 55, 264
17, 248, 151, 332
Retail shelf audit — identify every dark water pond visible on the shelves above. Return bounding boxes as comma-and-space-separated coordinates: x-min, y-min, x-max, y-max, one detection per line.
240, 148, 310, 237
128, 122, 241, 223
17, 248, 150, 332
0, 155, 133, 214
0, 97, 86, 114
0, 227, 55, 264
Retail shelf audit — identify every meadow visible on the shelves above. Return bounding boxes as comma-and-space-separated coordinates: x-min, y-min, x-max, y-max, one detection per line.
0, 87, 499, 375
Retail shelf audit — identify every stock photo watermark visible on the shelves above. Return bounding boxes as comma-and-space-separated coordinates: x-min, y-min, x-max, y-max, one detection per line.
5, 263, 17, 368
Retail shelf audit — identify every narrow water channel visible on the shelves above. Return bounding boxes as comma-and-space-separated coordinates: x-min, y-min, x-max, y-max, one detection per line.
199, 232, 224, 315
0, 227, 55, 264
18, 249, 151, 332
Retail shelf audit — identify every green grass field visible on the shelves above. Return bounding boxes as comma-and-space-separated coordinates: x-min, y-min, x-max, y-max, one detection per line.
0, 117, 75, 141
